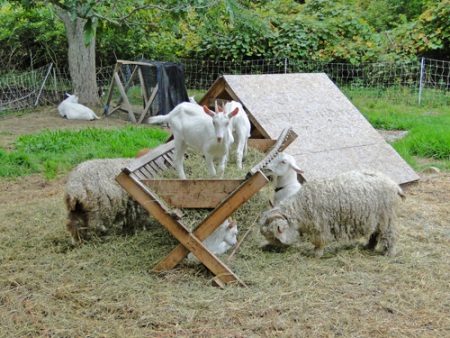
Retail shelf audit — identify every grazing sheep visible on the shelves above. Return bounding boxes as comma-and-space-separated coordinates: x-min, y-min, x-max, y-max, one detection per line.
58, 93, 100, 120
265, 152, 304, 206
222, 101, 251, 170
259, 171, 405, 257
148, 101, 238, 179
187, 218, 238, 260
65, 158, 152, 244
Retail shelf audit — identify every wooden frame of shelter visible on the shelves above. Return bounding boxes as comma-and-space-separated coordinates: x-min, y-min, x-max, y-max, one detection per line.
116, 127, 297, 287
103, 60, 160, 124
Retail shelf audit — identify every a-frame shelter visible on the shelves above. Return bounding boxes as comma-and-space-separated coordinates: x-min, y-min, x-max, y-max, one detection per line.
198, 73, 419, 185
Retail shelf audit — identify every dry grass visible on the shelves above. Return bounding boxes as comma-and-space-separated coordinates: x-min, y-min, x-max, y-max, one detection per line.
1, 169, 449, 337
1, 111, 449, 337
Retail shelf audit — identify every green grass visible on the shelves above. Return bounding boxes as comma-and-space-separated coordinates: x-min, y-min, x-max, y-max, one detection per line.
0, 126, 168, 179
350, 95, 450, 171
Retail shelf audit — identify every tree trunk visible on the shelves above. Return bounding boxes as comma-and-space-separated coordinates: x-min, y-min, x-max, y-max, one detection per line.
55, 7, 100, 106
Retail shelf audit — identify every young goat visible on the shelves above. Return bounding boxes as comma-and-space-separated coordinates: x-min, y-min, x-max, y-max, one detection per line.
259, 171, 405, 257
265, 152, 304, 206
187, 218, 238, 260
222, 101, 251, 170
148, 101, 238, 179
58, 93, 100, 120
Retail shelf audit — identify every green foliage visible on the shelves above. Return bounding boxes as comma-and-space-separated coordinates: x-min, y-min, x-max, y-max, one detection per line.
1, 126, 168, 179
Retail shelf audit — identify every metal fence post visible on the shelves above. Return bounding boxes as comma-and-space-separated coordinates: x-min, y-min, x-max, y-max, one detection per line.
418, 57, 425, 105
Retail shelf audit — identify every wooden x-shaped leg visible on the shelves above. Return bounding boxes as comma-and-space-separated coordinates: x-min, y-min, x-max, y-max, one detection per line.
116, 170, 269, 286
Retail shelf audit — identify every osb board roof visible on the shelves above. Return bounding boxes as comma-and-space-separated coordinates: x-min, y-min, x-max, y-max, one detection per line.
204, 73, 419, 185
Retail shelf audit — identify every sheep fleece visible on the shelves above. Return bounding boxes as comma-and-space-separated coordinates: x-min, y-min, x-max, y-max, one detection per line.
64, 158, 152, 244
260, 171, 404, 256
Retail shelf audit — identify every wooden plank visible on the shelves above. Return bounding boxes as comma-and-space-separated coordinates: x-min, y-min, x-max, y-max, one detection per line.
138, 84, 159, 123
152, 171, 268, 271
198, 77, 226, 106
115, 172, 246, 286
142, 179, 245, 209
248, 139, 276, 153
117, 59, 156, 67
113, 71, 136, 123
125, 141, 176, 173
103, 63, 121, 116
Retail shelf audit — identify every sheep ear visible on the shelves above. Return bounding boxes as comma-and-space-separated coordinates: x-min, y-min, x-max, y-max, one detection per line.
203, 105, 215, 117
277, 224, 288, 234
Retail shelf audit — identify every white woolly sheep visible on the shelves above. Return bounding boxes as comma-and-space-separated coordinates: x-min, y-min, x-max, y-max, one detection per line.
259, 170, 405, 257
222, 101, 251, 170
187, 218, 238, 260
65, 158, 152, 244
58, 93, 100, 120
148, 101, 238, 179
265, 152, 304, 206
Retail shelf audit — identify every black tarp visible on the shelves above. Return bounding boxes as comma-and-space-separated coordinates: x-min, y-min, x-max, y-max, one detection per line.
139, 60, 189, 116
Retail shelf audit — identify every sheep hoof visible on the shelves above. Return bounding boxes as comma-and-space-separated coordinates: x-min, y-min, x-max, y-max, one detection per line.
313, 248, 324, 258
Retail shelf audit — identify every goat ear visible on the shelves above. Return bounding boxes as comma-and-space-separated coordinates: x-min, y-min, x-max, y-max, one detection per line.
228, 219, 237, 229
203, 105, 215, 117
228, 107, 239, 118
289, 162, 304, 174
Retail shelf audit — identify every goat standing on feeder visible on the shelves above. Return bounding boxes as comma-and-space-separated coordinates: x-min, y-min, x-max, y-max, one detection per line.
265, 152, 304, 206
148, 101, 238, 179
222, 101, 251, 170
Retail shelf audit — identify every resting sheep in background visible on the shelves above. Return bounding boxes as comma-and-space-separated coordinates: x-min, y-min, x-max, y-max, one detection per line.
187, 218, 238, 260
65, 158, 152, 244
148, 101, 238, 179
265, 152, 304, 206
222, 101, 251, 170
259, 170, 405, 257
58, 93, 100, 120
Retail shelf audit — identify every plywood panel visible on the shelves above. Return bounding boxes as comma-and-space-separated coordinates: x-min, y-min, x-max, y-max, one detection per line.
221, 74, 419, 185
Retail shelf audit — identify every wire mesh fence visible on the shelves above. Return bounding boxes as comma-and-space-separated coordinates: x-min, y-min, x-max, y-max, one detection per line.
1, 57, 448, 113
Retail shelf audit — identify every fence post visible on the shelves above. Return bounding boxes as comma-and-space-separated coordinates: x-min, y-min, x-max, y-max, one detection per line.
284, 58, 288, 74
418, 57, 425, 105
34, 63, 53, 107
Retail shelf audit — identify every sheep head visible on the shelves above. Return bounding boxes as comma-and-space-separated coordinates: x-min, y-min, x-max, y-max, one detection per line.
259, 208, 300, 246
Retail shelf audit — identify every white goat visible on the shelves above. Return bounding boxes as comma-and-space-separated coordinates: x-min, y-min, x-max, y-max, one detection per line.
187, 218, 238, 260
221, 101, 251, 170
58, 93, 100, 120
265, 152, 304, 206
259, 171, 405, 257
148, 101, 238, 179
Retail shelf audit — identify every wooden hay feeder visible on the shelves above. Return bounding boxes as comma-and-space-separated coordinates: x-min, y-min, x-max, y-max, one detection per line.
116, 127, 297, 287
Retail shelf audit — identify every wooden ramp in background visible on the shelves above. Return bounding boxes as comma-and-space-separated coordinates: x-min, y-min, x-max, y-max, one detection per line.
199, 73, 419, 185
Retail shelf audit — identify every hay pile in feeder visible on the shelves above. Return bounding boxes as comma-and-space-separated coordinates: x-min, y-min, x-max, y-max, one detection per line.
151, 145, 275, 249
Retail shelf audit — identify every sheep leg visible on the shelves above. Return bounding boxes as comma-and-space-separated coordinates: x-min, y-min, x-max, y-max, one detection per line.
377, 219, 397, 256
312, 238, 325, 258
366, 231, 380, 251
